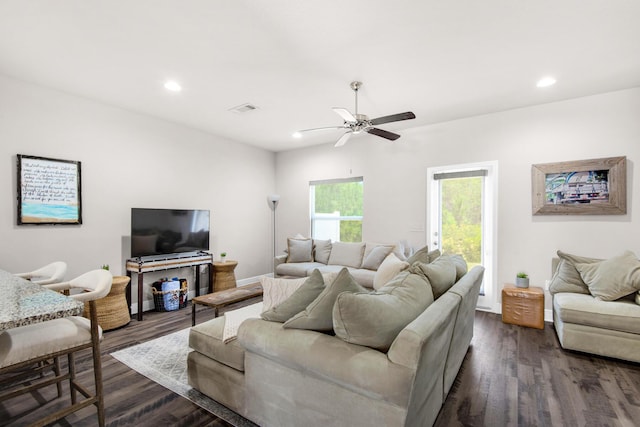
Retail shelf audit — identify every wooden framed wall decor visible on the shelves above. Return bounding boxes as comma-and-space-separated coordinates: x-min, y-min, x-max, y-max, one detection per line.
17, 154, 82, 225
531, 156, 626, 215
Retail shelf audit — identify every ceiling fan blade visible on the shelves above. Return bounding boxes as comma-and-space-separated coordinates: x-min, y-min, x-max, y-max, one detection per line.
370, 111, 416, 126
366, 127, 401, 141
334, 132, 352, 147
296, 125, 347, 135
332, 107, 357, 123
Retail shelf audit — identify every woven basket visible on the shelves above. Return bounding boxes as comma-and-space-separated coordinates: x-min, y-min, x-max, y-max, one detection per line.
84, 276, 131, 331
152, 280, 188, 312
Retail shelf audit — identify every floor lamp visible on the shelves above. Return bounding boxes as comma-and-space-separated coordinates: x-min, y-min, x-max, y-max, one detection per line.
267, 194, 280, 277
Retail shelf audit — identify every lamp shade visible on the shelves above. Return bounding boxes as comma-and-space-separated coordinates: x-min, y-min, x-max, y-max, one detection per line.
267, 194, 280, 210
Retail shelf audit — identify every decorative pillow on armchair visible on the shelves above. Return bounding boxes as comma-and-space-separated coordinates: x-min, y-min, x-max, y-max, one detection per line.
548, 250, 602, 295
575, 251, 640, 301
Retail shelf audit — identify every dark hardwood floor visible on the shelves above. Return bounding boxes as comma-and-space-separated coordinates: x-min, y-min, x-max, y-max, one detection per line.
2, 300, 639, 426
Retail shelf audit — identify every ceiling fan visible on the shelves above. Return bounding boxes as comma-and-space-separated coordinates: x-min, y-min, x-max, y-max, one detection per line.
294, 81, 416, 147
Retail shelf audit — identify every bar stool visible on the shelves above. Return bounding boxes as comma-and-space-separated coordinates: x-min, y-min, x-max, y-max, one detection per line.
0, 269, 112, 426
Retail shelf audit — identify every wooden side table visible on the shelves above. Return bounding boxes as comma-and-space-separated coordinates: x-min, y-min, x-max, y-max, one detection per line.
501, 284, 544, 329
212, 260, 238, 292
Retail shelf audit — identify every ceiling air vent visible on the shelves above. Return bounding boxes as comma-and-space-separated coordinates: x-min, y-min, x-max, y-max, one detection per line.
229, 103, 258, 113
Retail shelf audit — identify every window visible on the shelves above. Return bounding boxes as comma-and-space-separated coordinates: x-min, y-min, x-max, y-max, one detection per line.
310, 177, 363, 242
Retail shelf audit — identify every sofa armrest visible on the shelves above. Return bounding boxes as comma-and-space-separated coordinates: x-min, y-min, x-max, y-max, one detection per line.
238, 319, 414, 406
274, 254, 287, 276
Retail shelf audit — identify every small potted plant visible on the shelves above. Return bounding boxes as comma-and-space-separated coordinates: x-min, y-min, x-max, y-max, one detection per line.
516, 272, 529, 288
220, 252, 227, 263
101, 264, 109, 271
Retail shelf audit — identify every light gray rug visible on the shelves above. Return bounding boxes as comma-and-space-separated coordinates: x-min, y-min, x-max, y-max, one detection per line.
111, 328, 256, 427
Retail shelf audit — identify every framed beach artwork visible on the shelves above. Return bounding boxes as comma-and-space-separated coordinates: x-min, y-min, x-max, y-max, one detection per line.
17, 154, 82, 225
531, 156, 626, 215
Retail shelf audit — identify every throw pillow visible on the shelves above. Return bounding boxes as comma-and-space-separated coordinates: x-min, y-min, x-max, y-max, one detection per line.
328, 242, 366, 268
286, 238, 313, 263
548, 250, 601, 295
409, 256, 457, 299
333, 271, 434, 352
373, 253, 410, 290
261, 269, 326, 322
260, 276, 309, 312
446, 254, 468, 281
636, 290, 640, 306
313, 239, 332, 264
283, 268, 367, 331
405, 245, 441, 265
361, 245, 394, 271
575, 251, 640, 301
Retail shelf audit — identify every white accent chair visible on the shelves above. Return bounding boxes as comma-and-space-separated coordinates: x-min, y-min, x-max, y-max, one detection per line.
14, 261, 67, 285
0, 269, 112, 426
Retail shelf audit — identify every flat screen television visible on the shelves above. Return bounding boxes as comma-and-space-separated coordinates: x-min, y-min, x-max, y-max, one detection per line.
131, 208, 210, 258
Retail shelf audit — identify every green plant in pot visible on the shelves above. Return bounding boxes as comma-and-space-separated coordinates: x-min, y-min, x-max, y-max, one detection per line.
515, 272, 529, 288
220, 252, 227, 262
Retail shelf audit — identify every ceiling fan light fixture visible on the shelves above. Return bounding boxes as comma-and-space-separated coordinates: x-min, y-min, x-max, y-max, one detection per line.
536, 76, 556, 88
164, 80, 182, 92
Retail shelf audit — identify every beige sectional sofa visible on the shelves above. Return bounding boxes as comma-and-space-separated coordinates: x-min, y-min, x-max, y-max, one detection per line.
188, 255, 484, 427
550, 250, 640, 363
274, 239, 413, 288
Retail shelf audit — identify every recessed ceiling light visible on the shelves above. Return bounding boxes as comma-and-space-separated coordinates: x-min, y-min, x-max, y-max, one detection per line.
164, 80, 182, 92
292, 132, 302, 138
536, 76, 556, 88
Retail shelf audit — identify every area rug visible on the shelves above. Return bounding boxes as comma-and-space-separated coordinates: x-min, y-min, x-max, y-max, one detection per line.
110, 328, 256, 427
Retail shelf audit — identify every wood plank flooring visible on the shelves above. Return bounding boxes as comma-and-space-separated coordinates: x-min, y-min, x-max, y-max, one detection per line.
2, 301, 639, 426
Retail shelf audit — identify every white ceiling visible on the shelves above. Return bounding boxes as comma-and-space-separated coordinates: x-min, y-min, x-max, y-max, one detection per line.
1, 1, 639, 152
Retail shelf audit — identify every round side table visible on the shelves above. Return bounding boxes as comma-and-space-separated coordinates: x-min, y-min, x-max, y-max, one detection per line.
84, 275, 131, 330
212, 260, 238, 292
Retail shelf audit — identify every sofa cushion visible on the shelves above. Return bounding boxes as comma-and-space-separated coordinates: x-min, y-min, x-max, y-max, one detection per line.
189, 317, 245, 372
373, 253, 410, 290
275, 261, 325, 277
549, 251, 601, 295
333, 271, 434, 352
553, 293, 640, 335
286, 238, 313, 263
361, 245, 394, 271
346, 268, 376, 289
405, 245, 440, 265
313, 239, 332, 264
261, 269, 326, 322
328, 242, 366, 268
575, 251, 640, 301
410, 256, 457, 299
284, 268, 367, 332
260, 276, 309, 312
637, 291, 640, 306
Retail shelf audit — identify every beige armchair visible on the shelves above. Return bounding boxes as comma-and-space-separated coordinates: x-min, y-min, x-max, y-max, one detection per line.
14, 261, 67, 285
0, 269, 112, 426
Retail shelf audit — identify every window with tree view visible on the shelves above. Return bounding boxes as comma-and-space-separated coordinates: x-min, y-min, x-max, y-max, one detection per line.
310, 178, 363, 242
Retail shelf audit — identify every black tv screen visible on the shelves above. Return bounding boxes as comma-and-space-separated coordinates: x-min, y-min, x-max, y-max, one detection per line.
131, 208, 210, 258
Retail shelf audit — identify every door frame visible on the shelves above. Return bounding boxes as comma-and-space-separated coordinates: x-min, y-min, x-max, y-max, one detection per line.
426, 161, 498, 312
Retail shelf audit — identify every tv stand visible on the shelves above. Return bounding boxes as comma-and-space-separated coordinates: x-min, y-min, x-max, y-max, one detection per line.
126, 252, 213, 321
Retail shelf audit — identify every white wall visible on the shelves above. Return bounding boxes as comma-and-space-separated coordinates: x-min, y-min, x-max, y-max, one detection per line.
0, 75, 276, 310
275, 88, 640, 311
